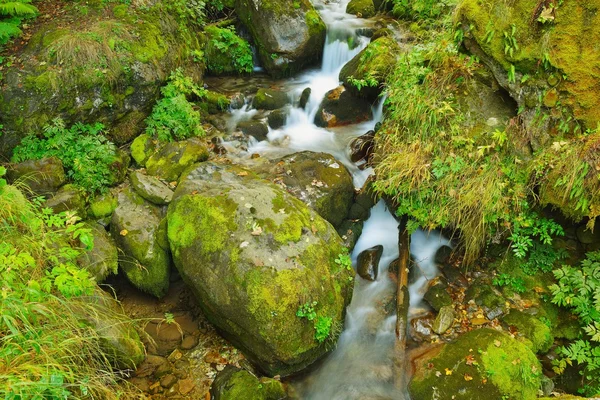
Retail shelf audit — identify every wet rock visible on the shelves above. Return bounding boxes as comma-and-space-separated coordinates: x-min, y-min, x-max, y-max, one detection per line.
178, 378, 195, 395
336, 219, 364, 250
230, 93, 246, 109
203, 91, 231, 114
464, 280, 505, 311
210, 366, 286, 400
440, 265, 468, 288
7, 157, 65, 195
346, 0, 375, 18
237, 120, 269, 141
168, 162, 354, 376
146, 137, 209, 182
357, 245, 383, 281
211, 136, 228, 155
252, 88, 289, 110
235, 0, 326, 77
267, 108, 288, 129
45, 184, 86, 216
423, 283, 452, 312
130, 133, 159, 167
576, 224, 600, 245
410, 329, 542, 400
371, 28, 393, 41
257, 151, 355, 228
314, 85, 373, 128
432, 305, 454, 334
349, 178, 377, 221
299, 87, 311, 109
349, 130, 375, 168
434, 245, 453, 266
411, 314, 435, 342
111, 186, 170, 298
129, 171, 174, 205
339, 36, 399, 101
77, 222, 118, 283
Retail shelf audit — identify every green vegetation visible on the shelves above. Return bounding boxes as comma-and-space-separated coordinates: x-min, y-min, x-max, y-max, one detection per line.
0, 174, 141, 398
12, 118, 118, 194
204, 25, 253, 75
551, 251, 600, 396
0, 0, 37, 47
296, 301, 333, 343
145, 69, 206, 142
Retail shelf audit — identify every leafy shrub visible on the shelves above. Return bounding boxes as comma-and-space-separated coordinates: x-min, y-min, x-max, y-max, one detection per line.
0, 183, 139, 398
12, 118, 118, 194
391, 0, 445, 20
205, 25, 253, 75
0, 0, 37, 46
551, 251, 600, 396
296, 301, 333, 343
145, 69, 206, 142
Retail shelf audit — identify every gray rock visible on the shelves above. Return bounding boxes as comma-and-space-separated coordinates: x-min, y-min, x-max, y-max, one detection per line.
267, 108, 288, 129
7, 157, 65, 195
45, 184, 86, 217
432, 305, 455, 334
130, 170, 174, 205
77, 222, 118, 283
111, 186, 170, 298
237, 120, 269, 141
357, 245, 383, 281
314, 85, 373, 128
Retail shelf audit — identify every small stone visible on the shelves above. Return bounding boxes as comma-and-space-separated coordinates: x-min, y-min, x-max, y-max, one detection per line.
299, 87, 311, 109
135, 355, 168, 378
432, 306, 455, 334
178, 378, 195, 395
180, 335, 199, 350
357, 245, 383, 281
167, 349, 183, 363
160, 374, 178, 389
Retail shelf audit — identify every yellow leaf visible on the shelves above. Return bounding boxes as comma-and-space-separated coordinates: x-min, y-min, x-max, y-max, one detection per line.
445, 368, 453, 376
464, 374, 473, 381
494, 340, 502, 347
120, 229, 128, 236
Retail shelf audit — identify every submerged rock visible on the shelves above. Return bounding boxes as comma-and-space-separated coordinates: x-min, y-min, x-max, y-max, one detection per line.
298, 87, 311, 109
7, 157, 65, 195
256, 151, 355, 228
314, 85, 373, 128
111, 186, 170, 298
410, 328, 542, 400
357, 245, 383, 281
235, 0, 326, 77
210, 366, 286, 400
167, 162, 354, 376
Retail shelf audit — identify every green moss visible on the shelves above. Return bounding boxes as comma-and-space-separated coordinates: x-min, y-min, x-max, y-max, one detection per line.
502, 310, 553, 353
167, 194, 237, 254
346, 0, 376, 17
89, 193, 118, 218
306, 9, 326, 36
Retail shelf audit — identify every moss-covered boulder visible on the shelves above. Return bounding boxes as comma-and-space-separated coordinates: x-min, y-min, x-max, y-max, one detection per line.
256, 151, 355, 228
167, 162, 354, 376
6, 157, 65, 195
0, 2, 205, 158
424, 282, 452, 311
130, 133, 159, 167
77, 222, 119, 283
210, 366, 286, 400
267, 109, 288, 129
314, 85, 373, 128
45, 184, 87, 217
339, 36, 399, 101
111, 186, 170, 298
237, 120, 269, 141
89, 192, 118, 219
129, 170, 174, 205
252, 89, 290, 110
235, 0, 326, 77
409, 328, 542, 400
346, 0, 376, 18
145, 137, 209, 182
502, 309, 553, 354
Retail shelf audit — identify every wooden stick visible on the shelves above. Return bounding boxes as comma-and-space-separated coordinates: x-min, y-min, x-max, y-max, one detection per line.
394, 217, 410, 393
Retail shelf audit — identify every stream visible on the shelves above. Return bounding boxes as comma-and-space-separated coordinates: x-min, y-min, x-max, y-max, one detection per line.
221, 1, 449, 397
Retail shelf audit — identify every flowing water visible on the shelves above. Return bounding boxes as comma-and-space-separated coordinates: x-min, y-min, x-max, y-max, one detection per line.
225, 1, 449, 397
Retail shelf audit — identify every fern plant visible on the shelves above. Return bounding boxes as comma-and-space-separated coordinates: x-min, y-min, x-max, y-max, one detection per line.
0, 0, 37, 45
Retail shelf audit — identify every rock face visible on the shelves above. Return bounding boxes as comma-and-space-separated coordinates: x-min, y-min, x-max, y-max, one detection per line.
235, 0, 326, 77
167, 163, 354, 376
210, 366, 286, 400
410, 328, 542, 400
339, 36, 399, 101
257, 151, 355, 228
314, 86, 373, 128
7, 157, 65, 195
356, 245, 383, 281
111, 187, 170, 298
0, 2, 205, 157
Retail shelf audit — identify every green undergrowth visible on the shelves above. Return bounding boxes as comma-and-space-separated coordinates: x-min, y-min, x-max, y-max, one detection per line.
145, 68, 206, 142
12, 118, 118, 194
0, 173, 142, 399
204, 25, 253, 75
0, 0, 37, 48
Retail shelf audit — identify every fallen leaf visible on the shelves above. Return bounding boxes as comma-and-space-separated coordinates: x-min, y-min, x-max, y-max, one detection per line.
435, 371, 442, 377
471, 317, 489, 326
464, 374, 473, 381
465, 354, 476, 366
120, 229, 128, 236
445, 368, 453, 376
494, 340, 502, 347
311, 225, 318, 234
237, 171, 249, 176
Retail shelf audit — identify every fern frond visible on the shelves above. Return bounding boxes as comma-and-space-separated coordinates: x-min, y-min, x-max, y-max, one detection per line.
0, 20, 21, 44
0, 2, 37, 17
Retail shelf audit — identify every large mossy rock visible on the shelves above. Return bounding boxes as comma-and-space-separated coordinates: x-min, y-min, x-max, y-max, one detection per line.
256, 151, 355, 228
346, 0, 376, 18
502, 309, 553, 354
235, 0, 326, 77
6, 157, 65, 195
210, 366, 286, 400
77, 222, 119, 283
409, 328, 542, 400
339, 36, 400, 102
111, 186, 170, 298
314, 85, 373, 128
0, 2, 205, 158
145, 137, 210, 182
167, 162, 354, 376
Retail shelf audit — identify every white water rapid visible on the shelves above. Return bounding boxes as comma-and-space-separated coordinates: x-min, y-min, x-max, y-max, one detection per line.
226, 1, 450, 397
